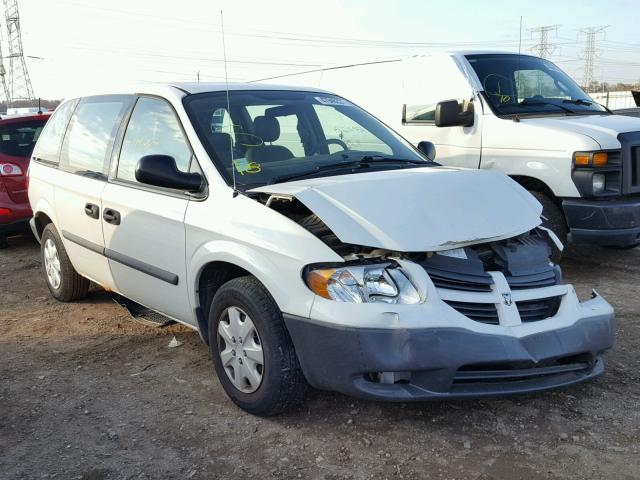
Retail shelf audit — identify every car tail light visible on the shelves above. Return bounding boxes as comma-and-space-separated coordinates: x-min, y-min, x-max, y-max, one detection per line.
0, 207, 12, 216
0, 162, 23, 176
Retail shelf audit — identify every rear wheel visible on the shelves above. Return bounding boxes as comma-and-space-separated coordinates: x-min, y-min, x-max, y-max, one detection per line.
41, 224, 90, 301
529, 191, 567, 262
208, 276, 307, 416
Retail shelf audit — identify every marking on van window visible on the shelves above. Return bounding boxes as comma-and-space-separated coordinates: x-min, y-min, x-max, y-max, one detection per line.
233, 158, 262, 174
314, 96, 351, 106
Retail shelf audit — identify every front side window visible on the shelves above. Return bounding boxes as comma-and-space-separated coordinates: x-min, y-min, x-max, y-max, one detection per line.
184, 90, 428, 190
32, 100, 78, 164
60, 96, 131, 176
117, 97, 193, 184
0, 121, 47, 158
467, 54, 607, 116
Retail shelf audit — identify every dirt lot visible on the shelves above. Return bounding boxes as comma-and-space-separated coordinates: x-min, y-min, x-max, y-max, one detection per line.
1, 234, 639, 480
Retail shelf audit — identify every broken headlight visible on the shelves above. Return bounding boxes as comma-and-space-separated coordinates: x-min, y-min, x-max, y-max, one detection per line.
305, 263, 420, 304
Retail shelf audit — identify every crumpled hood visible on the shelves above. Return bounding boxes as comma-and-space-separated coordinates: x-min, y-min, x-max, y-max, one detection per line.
250, 167, 542, 252
522, 114, 640, 149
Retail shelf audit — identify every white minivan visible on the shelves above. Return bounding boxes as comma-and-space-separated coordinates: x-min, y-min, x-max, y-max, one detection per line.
263, 52, 640, 249
28, 83, 614, 415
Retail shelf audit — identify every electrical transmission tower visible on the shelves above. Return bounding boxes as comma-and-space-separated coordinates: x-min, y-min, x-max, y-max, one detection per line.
0, 21, 11, 104
3, 0, 34, 104
529, 25, 560, 58
579, 25, 609, 91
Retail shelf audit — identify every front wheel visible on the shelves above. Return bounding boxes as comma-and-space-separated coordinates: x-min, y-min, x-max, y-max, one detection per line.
529, 191, 567, 262
208, 276, 307, 416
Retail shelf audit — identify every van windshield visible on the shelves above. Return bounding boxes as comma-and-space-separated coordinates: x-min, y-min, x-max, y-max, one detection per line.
466, 54, 607, 116
183, 90, 429, 189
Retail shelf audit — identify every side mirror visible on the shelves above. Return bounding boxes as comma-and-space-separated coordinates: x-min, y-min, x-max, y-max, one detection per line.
417, 141, 436, 161
435, 99, 474, 128
135, 155, 203, 192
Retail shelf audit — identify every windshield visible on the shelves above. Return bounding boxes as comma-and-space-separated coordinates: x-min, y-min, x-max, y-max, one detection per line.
466, 54, 607, 116
183, 90, 428, 189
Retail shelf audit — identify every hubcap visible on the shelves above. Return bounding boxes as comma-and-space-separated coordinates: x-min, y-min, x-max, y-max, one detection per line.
43, 238, 62, 290
217, 306, 264, 393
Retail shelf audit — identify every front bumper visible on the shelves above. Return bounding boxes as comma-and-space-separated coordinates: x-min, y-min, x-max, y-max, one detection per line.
284, 308, 614, 401
563, 197, 640, 246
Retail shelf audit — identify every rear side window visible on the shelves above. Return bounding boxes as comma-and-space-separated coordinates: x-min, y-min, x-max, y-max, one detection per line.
32, 100, 78, 164
116, 96, 193, 184
60, 96, 131, 177
0, 121, 46, 157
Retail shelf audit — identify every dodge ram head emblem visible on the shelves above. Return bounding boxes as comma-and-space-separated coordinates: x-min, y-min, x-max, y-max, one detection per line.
502, 293, 513, 306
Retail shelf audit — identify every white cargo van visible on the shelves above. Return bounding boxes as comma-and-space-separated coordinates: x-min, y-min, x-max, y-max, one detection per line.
262, 52, 640, 248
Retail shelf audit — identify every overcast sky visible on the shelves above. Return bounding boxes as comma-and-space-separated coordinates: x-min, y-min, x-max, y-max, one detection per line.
15, 0, 640, 99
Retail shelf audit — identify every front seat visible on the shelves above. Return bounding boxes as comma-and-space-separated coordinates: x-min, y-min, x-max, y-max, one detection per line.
208, 132, 233, 165
246, 115, 294, 164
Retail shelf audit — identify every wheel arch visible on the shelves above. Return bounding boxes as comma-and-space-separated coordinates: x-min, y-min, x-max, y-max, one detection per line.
188, 241, 316, 345
32, 200, 58, 241
509, 175, 559, 205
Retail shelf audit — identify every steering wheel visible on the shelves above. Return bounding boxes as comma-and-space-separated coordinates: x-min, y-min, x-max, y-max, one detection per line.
325, 138, 349, 151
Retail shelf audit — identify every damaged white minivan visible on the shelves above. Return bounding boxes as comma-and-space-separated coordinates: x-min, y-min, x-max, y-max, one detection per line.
28, 83, 614, 415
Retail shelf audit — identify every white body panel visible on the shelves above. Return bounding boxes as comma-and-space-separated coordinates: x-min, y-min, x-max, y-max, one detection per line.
250, 167, 542, 251
101, 182, 192, 322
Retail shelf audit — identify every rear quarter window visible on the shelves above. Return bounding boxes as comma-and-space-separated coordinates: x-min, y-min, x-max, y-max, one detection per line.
59, 95, 132, 177
32, 100, 78, 165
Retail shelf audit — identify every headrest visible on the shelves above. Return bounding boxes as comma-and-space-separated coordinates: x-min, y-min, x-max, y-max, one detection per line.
253, 115, 280, 143
209, 132, 232, 162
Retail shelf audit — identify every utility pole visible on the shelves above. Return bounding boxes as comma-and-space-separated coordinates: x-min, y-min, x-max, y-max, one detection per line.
579, 25, 609, 92
3, 0, 34, 105
529, 25, 560, 58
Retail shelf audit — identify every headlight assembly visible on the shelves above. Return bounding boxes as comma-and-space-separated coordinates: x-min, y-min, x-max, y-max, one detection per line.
305, 263, 420, 304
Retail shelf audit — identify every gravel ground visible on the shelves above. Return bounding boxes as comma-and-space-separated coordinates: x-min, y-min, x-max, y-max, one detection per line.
1, 233, 639, 480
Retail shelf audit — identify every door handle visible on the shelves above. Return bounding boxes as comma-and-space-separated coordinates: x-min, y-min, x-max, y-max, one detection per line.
84, 203, 99, 219
103, 208, 121, 225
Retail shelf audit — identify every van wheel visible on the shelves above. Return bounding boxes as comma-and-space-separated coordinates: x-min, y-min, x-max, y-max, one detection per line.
208, 276, 307, 416
41, 224, 90, 302
529, 191, 567, 262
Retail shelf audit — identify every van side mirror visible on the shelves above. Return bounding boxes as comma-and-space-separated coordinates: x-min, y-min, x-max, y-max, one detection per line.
135, 155, 203, 192
435, 100, 474, 128
417, 141, 436, 161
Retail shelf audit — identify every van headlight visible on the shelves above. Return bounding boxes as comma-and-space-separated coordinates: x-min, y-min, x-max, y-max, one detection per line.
305, 263, 420, 304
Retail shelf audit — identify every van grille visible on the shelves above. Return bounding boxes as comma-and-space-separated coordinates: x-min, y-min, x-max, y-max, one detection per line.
429, 268, 558, 291
444, 295, 561, 324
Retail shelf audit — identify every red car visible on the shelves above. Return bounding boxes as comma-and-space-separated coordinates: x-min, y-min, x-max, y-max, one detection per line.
0, 112, 51, 247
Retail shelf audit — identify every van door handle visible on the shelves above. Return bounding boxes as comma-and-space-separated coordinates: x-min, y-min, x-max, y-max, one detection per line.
84, 203, 99, 219
103, 208, 121, 225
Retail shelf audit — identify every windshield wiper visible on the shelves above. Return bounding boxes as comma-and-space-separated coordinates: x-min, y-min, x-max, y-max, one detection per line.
268, 157, 428, 185
563, 98, 593, 106
518, 99, 576, 113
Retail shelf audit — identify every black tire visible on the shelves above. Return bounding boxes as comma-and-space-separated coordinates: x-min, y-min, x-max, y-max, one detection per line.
0, 235, 7, 249
41, 224, 90, 302
208, 276, 307, 416
529, 191, 567, 262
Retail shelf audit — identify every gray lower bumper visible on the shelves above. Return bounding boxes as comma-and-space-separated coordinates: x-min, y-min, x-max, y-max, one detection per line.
284, 314, 614, 401
563, 197, 640, 246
